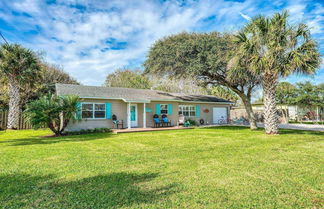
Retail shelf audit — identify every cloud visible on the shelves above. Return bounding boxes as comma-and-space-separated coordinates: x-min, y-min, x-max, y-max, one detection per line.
0, 0, 323, 86
239, 12, 251, 21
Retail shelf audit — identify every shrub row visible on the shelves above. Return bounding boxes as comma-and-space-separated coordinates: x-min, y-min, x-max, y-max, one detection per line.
64, 128, 112, 135
185, 118, 198, 126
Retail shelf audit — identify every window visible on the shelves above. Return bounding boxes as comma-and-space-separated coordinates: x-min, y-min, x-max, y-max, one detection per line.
81, 103, 106, 119
179, 105, 196, 117
82, 104, 93, 119
160, 104, 168, 114
94, 104, 105, 118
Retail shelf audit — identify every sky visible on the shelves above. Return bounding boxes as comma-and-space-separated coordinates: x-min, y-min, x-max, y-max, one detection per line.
0, 0, 323, 86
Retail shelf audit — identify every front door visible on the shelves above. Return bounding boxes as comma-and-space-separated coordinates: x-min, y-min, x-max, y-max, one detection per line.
130, 104, 138, 127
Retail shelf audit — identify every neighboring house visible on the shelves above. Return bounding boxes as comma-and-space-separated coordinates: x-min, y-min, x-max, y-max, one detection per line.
55, 84, 233, 131
252, 102, 324, 122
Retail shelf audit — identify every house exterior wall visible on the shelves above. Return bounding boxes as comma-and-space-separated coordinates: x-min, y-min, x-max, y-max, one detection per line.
145, 101, 179, 127
65, 98, 231, 131
65, 99, 126, 131
179, 102, 231, 125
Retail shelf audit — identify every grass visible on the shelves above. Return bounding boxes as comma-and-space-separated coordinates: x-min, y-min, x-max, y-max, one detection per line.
0, 127, 323, 208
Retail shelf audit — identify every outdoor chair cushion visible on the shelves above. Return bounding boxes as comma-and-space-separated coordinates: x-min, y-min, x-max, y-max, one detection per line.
163, 118, 169, 123
154, 118, 160, 123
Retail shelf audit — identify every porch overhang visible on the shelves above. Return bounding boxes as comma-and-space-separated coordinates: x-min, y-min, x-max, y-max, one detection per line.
123, 99, 150, 103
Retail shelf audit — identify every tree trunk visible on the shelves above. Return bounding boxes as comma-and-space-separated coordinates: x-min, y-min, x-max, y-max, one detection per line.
280, 108, 288, 124
7, 78, 21, 129
48, 122, 61, 136
263, 75, 279, 134
240, 94, 258, 130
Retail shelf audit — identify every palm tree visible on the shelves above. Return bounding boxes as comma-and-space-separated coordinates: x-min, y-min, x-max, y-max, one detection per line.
234, 11, 321, 134
0, 44, 40, 129
24, 94, 80, 136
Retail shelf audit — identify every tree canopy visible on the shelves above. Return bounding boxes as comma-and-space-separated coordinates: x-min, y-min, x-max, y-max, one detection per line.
104, 69, 151, 89
104, 69, 208, 95
144, 32, 261, 129
276, 82, 296, 105
0, 62, 79, 110
291, 81, 324, 108
211, 86, 240, 105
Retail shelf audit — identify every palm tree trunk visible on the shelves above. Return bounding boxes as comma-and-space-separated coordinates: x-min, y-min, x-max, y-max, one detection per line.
48, 122, 61, 136
263, 75, 279, 134
7, 78, 20, 129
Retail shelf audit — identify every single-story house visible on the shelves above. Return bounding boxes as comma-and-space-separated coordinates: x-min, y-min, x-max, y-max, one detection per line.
55, 84, 233, 131
252, 102, 324, 122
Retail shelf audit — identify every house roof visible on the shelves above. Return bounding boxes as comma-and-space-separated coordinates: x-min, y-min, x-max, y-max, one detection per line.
55, 83, 233, 104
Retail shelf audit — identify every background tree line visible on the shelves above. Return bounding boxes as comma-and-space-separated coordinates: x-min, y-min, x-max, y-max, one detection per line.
0, 55, 79, 111
0, 44, 79, 129
0, 54, 80, 110
104, 69, 240, 104
276, 81, 324, 108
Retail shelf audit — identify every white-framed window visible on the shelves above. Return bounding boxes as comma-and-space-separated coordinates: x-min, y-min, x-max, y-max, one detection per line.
81, 103, 106, 119
179, 105, 196, 117
160, 104, 168, 114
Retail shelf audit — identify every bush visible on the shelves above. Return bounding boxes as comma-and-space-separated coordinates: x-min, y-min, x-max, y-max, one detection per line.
24, 94, 80, 136
185, 118, 198, 126
64, 128, 112, 135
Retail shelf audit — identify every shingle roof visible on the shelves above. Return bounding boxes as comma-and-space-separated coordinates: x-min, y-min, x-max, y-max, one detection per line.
55, 83, 233, 103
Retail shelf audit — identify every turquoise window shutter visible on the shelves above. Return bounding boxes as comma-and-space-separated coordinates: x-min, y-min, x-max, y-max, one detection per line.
156, 104, 161, 115
168, 104, 173, 115
106, 103, 112, 119
75, 102, 82, 119
196, 105, 200, 117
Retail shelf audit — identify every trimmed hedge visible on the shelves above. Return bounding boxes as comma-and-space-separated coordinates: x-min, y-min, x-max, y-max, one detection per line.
65, 128, 112, 135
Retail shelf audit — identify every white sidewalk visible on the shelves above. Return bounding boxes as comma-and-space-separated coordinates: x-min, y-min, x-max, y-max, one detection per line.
257, 123, 324, 132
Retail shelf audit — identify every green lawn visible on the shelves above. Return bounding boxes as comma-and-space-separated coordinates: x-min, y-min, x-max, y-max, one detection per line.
0, 127, 323, 208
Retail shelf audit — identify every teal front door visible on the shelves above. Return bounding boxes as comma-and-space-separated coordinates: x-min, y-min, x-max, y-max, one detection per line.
130, 104, 137, 127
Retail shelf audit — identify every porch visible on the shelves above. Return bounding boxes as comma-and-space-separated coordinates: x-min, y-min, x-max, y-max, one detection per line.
123, 102, 175, 129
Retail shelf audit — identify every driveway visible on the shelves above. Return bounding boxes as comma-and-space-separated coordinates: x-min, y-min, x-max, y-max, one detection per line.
257, 123, 324, 132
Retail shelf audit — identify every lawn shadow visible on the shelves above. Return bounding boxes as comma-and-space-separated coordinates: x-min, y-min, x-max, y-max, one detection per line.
0, 172, 178, 208
279, 129, 324, 136
201, 126, 253, 131
202, 125, 323, 136
0, 132, 115, 146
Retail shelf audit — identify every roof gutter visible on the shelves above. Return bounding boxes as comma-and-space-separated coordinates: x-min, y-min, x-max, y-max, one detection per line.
78, 96, 233, 105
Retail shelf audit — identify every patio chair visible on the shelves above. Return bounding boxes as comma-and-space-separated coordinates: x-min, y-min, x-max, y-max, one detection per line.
161, 114, 171, 127
153, 114, 161, 128
178, 114, 185, 126
112, 114, 124, 129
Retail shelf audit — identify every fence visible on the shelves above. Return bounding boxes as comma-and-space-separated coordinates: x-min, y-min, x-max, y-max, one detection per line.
0, 111, 33, 130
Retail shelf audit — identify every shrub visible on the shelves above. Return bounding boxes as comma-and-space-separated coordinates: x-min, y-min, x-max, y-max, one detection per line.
185, 118, 198, 126
65, 128, 112, 135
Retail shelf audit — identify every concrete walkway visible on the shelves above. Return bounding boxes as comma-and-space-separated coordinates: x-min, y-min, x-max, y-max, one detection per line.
257, 123, 324, 132
112, 126, 193, 133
